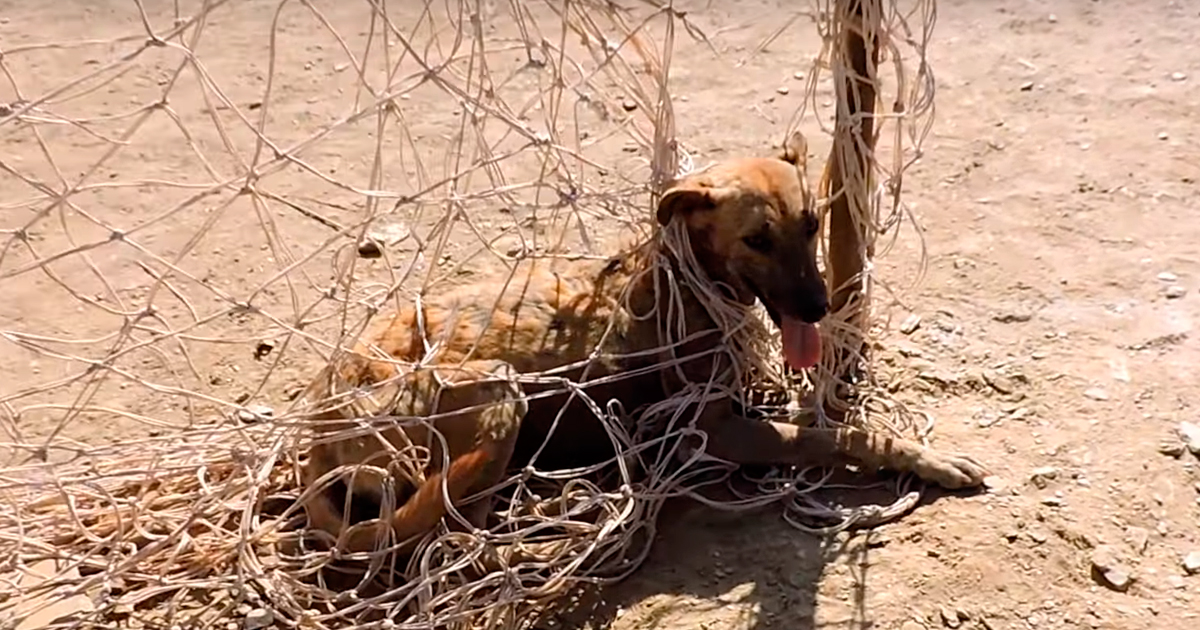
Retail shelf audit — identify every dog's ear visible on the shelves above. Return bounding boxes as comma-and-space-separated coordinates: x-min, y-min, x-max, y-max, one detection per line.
778, 131, 808, 169
655, 179, 736, 226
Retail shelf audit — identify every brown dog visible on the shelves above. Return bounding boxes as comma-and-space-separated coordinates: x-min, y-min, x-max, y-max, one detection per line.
299, 133, 989, 553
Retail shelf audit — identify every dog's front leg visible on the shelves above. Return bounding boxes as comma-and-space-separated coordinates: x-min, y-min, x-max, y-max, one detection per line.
694, 406, 989, 490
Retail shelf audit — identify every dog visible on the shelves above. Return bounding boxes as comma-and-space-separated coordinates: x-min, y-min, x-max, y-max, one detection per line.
299, 132, 989, 554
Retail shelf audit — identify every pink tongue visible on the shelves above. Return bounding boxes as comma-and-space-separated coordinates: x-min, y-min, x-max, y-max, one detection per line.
781, 317, 821, 370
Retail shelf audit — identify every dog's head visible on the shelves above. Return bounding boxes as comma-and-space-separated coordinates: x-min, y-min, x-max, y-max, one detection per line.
655, 132, 828, 370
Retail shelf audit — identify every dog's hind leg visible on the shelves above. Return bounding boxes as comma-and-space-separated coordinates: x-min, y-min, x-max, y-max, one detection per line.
695, 407, 989, 490
308, 360, 526, 554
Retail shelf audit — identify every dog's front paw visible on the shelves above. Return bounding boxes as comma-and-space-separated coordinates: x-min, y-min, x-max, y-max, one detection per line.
915, 450, 990, 490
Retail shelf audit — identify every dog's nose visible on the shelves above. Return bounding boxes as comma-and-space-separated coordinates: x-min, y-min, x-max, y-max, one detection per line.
800, 294, 829, 323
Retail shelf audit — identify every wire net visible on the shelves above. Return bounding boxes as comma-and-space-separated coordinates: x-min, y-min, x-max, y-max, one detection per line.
0, 0, 937, 628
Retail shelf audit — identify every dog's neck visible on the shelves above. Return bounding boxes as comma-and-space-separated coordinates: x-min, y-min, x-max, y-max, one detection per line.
602, 229, 755, 347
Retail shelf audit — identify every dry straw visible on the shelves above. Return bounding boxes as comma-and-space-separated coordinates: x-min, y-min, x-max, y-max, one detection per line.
0, 0, 937, 628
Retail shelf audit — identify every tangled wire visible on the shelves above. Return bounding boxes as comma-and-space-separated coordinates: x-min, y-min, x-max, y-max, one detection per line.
0, 0, 938, 628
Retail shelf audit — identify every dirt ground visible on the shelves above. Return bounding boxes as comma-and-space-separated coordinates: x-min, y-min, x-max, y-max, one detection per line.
2, 0, 1199, 629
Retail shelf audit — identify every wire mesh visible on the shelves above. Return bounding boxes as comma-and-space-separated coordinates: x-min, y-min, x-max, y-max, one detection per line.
0, 0, 938, 628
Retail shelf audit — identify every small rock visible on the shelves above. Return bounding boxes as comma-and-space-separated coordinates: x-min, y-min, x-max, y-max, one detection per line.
1092, 546, 1135, 592
244, 608, 274, 630
940, 606, 962, 628
236, 405, 274, 424
253, 340, 275, 360
1164, 285, 1186, 299
1157, 271, 1179, 282
776, 86, 790, 95
621, 99, 638, 112
1170, 72, 1187, 82
793, 71, 805, 80
1183, 551, 1200, 575
993, 310, 1033, 323
1157, 131, 1169, 141
1047, 14, 1058, 23
1159, 441, 1186, 458
900, 313, 922, 334
1083, 388, 1109, 401
1007, 407, 1032, 422
1126, 527, 1149, 555
977, 414, 1000, 428
1028, 531, 1049, 544
1019, 81, 1035, 92
1178, 421, 1200, 454
866, 532, 891, 548
1030, 466, 1059, 489
1041, 496, 1063, 507
983, 370, 1016, 395
983, 475, 1009, 492
357, 239, 383, 258
364, 221, 410, 251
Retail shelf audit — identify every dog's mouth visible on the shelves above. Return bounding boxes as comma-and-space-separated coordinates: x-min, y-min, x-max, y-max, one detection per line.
748, 282, 822, 371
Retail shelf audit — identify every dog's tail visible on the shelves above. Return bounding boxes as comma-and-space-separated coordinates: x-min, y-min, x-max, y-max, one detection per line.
389, 448, 490, 543
338, 448, 491, 552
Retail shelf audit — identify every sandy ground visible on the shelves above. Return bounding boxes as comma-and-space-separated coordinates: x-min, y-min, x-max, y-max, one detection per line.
2, 0, 1199, 629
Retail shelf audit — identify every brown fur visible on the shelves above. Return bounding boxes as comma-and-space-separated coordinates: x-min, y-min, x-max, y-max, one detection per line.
299, 133, 989, 554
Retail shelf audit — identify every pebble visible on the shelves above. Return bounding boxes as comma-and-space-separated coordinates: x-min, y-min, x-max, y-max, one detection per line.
984, 370, 1017, 395
1083, 388, 1109, 401
1157, 131, 1169, 141
254, 340, 276, 360
1170, 72, 1187, 82
244, 608, 274, 630
940, 606, 963, 628
621, 99, 638, 112
1164, 285, 1187, 299
1019, 81, 1035, 91
1041, 496, 1064, 507
1126, 527, 1149, 555
983, 475, 1009, 492
236, 405, 274, 424
793, 71, 805, 80
1157, 271, 1179, 282
357, 239, 383, 258
900, 313, 922, 335
1091, 547, 1135, 592
1030, 466, 1059, 489
1184, 551, 1200, 575
994, 310, 1034, 323
1159, 441, 1186, 458
1178, 421, 1200, 454
776, 86, 790, 95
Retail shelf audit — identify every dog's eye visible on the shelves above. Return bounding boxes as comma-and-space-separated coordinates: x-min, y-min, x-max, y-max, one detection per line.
742, 232, 772, 252
803, 213, 820, 237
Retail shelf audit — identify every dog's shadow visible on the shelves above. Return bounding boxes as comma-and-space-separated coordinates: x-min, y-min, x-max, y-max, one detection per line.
539, 474, 976, 630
